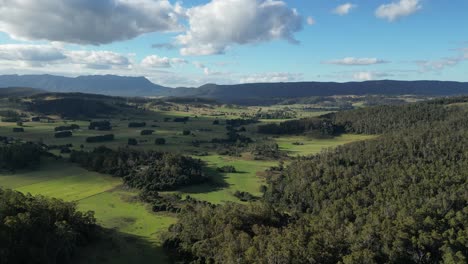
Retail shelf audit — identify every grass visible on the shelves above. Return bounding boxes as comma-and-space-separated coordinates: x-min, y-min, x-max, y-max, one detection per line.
0, 101, 377, 263
275, 134, 376, 156
173, 155, 276, 203
0, 159, 175, 264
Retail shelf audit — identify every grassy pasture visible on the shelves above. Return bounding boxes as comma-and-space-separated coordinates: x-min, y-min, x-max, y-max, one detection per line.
0, 98, 375, 263
275, 134, 377, 156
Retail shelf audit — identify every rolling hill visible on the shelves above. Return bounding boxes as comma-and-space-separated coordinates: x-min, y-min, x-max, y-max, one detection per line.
0, 74, 170, 97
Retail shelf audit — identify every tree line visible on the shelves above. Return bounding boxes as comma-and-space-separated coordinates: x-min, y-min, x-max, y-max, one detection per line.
0, 188, 97, 264
163, 97, 468, 263
70, 146, 207, 191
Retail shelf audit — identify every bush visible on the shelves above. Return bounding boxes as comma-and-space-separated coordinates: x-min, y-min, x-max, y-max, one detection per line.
182, 130, 191, 136
155, 138, 166, 145
12, 127, 24, 133
54, 124, 80, 131
88, 120, 111, 131
86, 134, 114, 143
128, 122, 146, 128
128, 138, 138, 145
140, 130, 154, 136
216, 165, 237, 173
174, 117, 189, 122
233, 191, 258, 202
54, 131, 72, 138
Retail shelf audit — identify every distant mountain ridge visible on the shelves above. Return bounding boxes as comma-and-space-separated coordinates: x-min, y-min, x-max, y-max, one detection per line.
2, 75, 468, 104
0, 74, 169, 97
168, 80, 468, 104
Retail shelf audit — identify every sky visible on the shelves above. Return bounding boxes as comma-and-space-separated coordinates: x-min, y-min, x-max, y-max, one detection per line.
0, 0, 467, 87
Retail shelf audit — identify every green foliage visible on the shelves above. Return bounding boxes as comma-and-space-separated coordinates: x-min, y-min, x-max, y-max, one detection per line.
258, 118, 342, 136
0, 142, 43, 171
128, 138, 138, 146
216, 165, 237, 173
88, 120, 111, 131
54, 124, 80, 131
55, 130, 72, 138
164, 99, 468, 264
155, 138, 166, 145
328, 101, 455, 134
85, 134, 114, 143
0, 188, 97, 264
12, 127, 24, 133
140, 129, 154, 136
70, 147, 207, 191
128, 122, 146, 128
26, 98, 115, 118
233, 191, 258, 202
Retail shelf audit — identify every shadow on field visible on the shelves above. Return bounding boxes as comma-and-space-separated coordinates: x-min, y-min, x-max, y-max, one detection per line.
179, 166, 230, 194
74, 228, 170, 264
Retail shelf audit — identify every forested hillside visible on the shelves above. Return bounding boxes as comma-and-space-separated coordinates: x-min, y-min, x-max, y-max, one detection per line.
0, 188, 97, 264
164, 98, 468, 264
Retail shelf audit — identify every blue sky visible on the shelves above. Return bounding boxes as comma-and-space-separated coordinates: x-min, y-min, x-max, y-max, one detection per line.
0, 0, 467, 87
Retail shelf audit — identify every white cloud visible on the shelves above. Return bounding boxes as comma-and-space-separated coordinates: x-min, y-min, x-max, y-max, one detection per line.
141, 55, 187, 68
176, 0, 303, 56
325, 57, 389, 66
333, 3, 356, 16
376, 0, 422, 22
0, 0, 182, 45
0, 44, 65, 63
353, 71, 391, 81
239, 72, 302, 83
306, 16, 316, 25
66, 50, 130, 69
415, 58, 461, 72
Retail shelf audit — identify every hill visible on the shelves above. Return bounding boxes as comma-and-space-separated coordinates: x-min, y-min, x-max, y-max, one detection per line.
0, 74, 170, 97
0, 87, 45, 97
169, 80, 468, 104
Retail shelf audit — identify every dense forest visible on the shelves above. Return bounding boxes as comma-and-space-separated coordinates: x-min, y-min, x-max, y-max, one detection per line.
0, 142, 44, 171
0, 188, 97, 264
164, 99, 468, 264
70, 147, 207, 191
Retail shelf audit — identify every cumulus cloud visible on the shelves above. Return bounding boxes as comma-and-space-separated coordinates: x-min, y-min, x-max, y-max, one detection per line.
353, 71, 391, 81
0, 0, 182, 45
324, 57, 389, 66
141, 55, 187, 68
376, 0, 422, 22
0, 44, 132, 69
0, 44, 66, 63
306, 16, 316, 25
239, 72, 302, 83
176, 0, 303, 56
66, 50, 130, 69
333, 3, 356, 16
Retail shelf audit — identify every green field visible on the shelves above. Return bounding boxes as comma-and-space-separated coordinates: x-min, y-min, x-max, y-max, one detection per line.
275, 134, 376, 156
0, 98, 376, 263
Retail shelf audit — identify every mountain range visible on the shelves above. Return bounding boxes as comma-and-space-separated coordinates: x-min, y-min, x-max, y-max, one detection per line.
2, 74, 468, 104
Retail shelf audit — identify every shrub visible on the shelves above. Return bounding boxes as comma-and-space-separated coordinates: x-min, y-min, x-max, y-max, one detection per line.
140, 130, 154, 136
12, 127, 24, 133
54, 131, 72, 138
155, 138, 166, 145
55, 124, 80, 131
182, 130, 191, 136
128, 138, 138, 145
128, 122, 146, 128
88, 120, 111, 131
216, 165, 237, 173
86, 134, 114, 143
